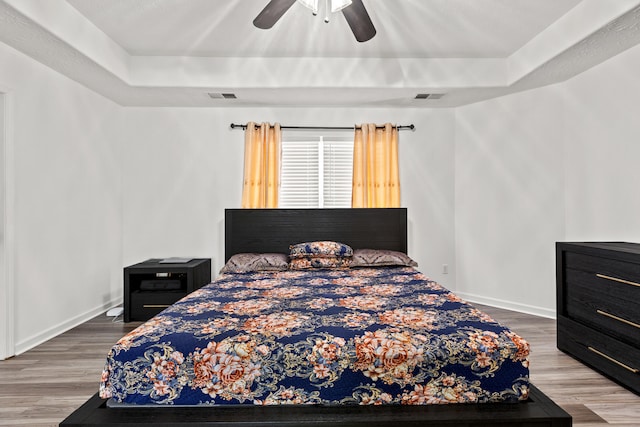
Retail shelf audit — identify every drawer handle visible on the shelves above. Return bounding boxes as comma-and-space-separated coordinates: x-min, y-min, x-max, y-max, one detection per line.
597, 309, 640, 330
142, 304, 171, 308
588, 347, 639, 374
596, 273, 640, 288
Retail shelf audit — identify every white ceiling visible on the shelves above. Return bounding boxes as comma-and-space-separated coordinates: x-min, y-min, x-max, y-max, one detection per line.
2, 0, 640, 107
66, 0, 580, 58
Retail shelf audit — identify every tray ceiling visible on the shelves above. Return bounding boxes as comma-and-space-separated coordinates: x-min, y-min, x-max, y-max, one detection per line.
1, 0, 640, 107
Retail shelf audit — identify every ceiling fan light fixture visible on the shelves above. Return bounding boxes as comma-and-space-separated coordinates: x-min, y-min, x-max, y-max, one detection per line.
297, 0, 351, 15
297, 0, 319, 14
331, 0, 352, 13
255, 0, 375, 42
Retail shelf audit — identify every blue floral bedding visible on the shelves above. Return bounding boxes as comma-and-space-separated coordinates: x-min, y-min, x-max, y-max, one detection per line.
100, 267, 530, 405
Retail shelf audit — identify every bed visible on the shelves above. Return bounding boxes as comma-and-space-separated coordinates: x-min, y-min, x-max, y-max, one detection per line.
61, 208, 571, 426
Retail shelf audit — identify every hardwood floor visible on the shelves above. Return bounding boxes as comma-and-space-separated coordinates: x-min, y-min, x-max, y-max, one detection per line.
1, 304, 639, 426
478, 304, 640, 427
0, 317, 140, 426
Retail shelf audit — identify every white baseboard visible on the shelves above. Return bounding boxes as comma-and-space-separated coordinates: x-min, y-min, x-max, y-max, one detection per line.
454, 291, 556, 319
14, 297, 123, 356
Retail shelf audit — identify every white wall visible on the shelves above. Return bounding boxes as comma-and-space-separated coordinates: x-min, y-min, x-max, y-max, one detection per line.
121, 108, 456, 286
454, 42, 640, 317
562, 44, 640, 242
454, 87, 566, 317
0, 91, 9, 360
0, 42, 123, 354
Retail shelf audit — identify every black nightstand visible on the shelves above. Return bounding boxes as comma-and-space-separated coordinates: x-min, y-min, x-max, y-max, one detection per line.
124, 258, 211, 322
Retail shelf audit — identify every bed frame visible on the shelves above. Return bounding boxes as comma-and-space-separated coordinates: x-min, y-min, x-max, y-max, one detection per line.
61, 208, 571, 426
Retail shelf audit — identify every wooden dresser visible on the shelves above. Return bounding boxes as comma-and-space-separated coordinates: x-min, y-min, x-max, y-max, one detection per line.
556, 242, 640, 394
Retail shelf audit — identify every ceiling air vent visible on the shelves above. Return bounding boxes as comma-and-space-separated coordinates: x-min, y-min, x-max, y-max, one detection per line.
207, 93, 237, 99
415, 93, 445, 100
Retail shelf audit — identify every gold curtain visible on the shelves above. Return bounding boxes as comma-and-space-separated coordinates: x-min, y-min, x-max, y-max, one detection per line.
352, 123, 400, 208
241, 122, 281, 208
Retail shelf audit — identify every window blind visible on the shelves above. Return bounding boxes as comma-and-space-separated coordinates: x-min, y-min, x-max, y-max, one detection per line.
280, 137, 353, 208
322, 139, 353, 208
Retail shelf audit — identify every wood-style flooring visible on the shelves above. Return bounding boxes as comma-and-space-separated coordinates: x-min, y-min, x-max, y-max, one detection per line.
0, 303, 639, 426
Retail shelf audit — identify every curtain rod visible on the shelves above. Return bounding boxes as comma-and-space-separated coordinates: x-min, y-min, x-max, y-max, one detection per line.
230, 123, 415, 131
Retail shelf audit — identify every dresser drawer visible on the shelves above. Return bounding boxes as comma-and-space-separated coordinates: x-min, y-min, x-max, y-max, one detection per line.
564, 252, 640, 284
558, 316, 640, 394
565, 269, 640, 347
130, 291, 186, 320
564, 267, 640, 302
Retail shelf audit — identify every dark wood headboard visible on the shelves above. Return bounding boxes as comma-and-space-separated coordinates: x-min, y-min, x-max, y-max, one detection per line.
225, 208, 407, 261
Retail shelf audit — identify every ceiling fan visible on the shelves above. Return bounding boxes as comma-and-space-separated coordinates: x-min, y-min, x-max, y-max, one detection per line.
253, 0, 376, 42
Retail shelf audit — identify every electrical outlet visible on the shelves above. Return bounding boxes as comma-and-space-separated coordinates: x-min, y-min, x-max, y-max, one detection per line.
443, 264, 448, 274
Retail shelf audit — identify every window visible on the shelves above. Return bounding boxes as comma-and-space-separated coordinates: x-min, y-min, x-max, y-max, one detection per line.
280, 136, 353, 208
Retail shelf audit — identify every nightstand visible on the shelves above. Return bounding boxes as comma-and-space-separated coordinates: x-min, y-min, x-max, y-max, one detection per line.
123, 258, 211, 322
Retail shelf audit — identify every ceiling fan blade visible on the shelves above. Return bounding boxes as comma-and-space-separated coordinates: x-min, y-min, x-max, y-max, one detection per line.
342, 0, 376, 42
253, 0, 297, 29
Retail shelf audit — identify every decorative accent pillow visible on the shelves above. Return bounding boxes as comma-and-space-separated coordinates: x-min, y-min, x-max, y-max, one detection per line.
289, 256, 352, 270
289, 241, 353, 259
351, 249, 418, 268
219, 253, 289, 273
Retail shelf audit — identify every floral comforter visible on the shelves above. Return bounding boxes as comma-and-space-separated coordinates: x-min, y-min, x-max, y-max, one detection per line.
100, 267, 530, 405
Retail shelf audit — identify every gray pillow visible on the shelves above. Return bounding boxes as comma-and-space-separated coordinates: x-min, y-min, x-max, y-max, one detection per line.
351, 249, 418, 268
220, 253, 289, 273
